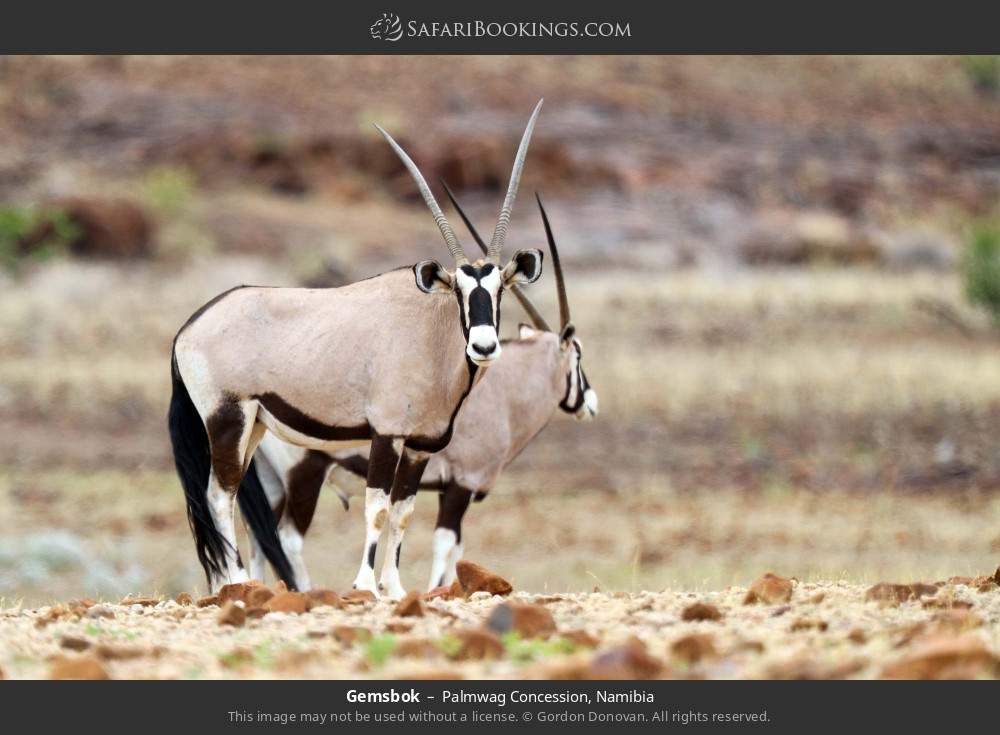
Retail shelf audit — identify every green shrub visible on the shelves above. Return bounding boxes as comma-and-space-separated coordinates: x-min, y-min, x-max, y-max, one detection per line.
364, 634, 397, 667
961, 224, 1000, 324
0, 205, 79, 272
962, 56, 1000, 95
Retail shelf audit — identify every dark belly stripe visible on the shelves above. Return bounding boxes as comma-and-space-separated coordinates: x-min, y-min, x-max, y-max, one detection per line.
253, 392, 372, 442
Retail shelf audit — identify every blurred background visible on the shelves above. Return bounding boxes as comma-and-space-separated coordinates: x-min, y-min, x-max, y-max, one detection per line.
2, 56, 1000, 605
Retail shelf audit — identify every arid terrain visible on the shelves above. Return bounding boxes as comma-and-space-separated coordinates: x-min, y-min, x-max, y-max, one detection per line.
2, 56, 1000, 678
4, 570, 1000, 680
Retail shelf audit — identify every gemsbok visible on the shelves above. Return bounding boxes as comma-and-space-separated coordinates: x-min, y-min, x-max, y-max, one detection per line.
169, 101, 545, 598
241, 189, 597, 592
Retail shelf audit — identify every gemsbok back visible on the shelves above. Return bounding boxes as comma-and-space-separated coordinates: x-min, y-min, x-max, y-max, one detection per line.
241, 188, 597, 592
169, 101, 545, 598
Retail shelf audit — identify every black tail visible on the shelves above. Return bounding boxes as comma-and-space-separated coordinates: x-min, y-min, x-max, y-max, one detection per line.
168, 355, 229, 585
238, 459, 298, 590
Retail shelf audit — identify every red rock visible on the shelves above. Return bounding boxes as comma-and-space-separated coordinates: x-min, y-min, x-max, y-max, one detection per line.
94, 644, 160, 661
174, 592, 194, 606
681, 602, 722, 622
263, 591, 311, 614
766, 655, 867, 680
562, 629, 601, 648
671, 633, 718, 664
196, 595, 219, 608
456, 561, 512, 597
48, 656, 110, 680
932, 609, 984, 633
332, 626, 373, 645
790, 618, 829, 632
120, 595, 161, 607
882, 636, 1000, 679
865, 582, 938, 604
247, 587, 275, 607
342, 589, 377, 604
386, 621, 414, 634
393, 591, 426, 618
485, 601, 556, 639
245, 607, 269, 620
218, 581, 263, 604
922, 594, 973, 610
217, 601, 247, 627
585, 639, 664, 680
59, 636, 92, 652
306, 588, 341, 608
34, 605, 74, 628
395, 639, 441, 659
450, 629, 505, 661
743, 573, 794, 604
423, 585, 456, 601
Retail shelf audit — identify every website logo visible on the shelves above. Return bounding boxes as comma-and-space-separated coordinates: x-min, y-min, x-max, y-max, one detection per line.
370, 12, 404, 42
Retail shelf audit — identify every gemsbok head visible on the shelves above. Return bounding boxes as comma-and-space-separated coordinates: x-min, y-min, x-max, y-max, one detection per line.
374, 104, 544, 367
168, 101, 545, 598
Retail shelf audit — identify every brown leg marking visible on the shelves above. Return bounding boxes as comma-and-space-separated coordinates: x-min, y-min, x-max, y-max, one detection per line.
206, 393, 246, 490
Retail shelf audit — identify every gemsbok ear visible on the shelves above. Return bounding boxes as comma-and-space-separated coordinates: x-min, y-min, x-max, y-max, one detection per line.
502, 248, 543, 287
518, 323, 540, 340
560, 322, 576, 342
414, 260, 455, 294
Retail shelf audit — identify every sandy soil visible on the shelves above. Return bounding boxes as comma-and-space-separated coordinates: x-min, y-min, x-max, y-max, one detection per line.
3, 575, 999, 680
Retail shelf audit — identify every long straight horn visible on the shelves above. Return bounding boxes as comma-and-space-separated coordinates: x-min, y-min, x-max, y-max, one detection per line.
536, 193, 570, 329
374, 123, 468, 266
442, 180, 551, 332
487, 99, 544, 263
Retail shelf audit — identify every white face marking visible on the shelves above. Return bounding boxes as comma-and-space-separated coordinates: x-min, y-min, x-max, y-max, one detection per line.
467, 324, 501, 365
456, 266, 504, 366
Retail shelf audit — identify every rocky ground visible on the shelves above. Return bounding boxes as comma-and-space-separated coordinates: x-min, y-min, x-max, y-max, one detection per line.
3, 564, 999, 680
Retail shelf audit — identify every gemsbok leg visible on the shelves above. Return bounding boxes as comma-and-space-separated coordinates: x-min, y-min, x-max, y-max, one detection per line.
245, 452, 279, 583
377, 448, 430, 599
204, 398, 265, 589
429, 484, 473, 590
352, 435, 403, 593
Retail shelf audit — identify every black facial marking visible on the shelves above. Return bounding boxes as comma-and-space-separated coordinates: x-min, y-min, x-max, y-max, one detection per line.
395, 542, 402, 567
468, 286, 493, 327
559, 344, 587, 413
366, 542, 377, 569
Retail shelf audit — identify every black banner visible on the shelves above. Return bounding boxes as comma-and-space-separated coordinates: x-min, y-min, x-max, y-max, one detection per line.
1, 680, 996, 732
1, 1, 998, 53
